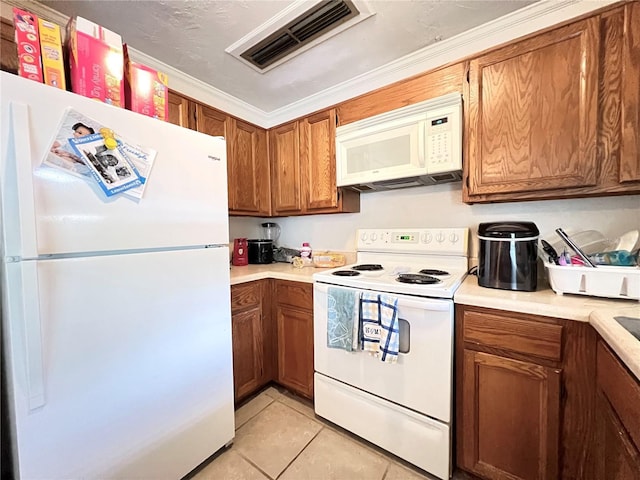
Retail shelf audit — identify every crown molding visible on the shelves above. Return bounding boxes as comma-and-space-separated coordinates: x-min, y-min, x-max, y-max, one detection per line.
263, 0, 620, 127
126, 49, 269, 125
0, 0, 272, 125
2, 0, 621, 128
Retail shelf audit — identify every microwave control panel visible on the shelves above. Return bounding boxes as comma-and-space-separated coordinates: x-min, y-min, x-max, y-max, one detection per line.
425, 101, 462, 174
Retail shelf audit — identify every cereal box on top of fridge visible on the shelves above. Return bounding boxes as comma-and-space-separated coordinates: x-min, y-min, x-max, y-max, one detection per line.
13, 8, 43, 83
38, 19, 66, 90
123, 44, 168, 121
66, 16, 124, 107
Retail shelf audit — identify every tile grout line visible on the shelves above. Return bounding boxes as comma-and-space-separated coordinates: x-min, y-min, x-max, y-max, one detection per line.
272, 395, 326, 480
273, 423, 326, 480
233, 395, 324, 480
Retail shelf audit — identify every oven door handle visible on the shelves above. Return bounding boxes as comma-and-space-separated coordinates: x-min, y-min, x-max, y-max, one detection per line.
313, 282, 452, 311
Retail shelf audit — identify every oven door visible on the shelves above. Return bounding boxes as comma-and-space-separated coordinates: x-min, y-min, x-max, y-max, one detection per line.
313, 282, 453, 423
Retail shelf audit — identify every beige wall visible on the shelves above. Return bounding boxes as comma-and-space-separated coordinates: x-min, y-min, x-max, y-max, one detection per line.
229, 185, 640, 260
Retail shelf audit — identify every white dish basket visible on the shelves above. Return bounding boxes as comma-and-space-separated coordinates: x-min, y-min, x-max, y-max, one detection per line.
545, 262, 640, 300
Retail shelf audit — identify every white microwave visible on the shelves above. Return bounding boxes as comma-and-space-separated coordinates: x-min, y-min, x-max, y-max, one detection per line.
336, 93, 462, 192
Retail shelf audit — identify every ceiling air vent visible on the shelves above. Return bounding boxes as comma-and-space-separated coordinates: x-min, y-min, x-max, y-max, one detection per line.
227, 0, 374, 73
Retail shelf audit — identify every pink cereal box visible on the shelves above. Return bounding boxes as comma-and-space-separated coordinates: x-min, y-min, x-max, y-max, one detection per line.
66, 16, 124, 107
13, 8, 43, 83
123, 45, 168, 121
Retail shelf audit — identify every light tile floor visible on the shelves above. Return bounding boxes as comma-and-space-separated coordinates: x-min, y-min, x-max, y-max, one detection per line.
191, 386, 471, 480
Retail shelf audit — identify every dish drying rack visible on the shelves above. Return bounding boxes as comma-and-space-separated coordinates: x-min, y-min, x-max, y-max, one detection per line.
545, 262, 640, 301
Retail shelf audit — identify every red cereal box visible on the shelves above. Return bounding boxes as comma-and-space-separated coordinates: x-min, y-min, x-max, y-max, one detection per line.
123, 45, 168, 121
13, 8, 43, 83
66, 16, 124, 107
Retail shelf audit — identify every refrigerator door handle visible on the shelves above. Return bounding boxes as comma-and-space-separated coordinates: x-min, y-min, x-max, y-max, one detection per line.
10, 102, 39, 259
20, 261, 46, 410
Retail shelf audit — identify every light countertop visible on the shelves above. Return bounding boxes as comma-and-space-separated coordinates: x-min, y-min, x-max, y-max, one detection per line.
230, 266, 640, 380
230, 262, 317, 285
456, 276, 640, 380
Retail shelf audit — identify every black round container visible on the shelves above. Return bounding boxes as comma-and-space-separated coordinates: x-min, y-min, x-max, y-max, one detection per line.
248, 239, 274, 264
477, 222, 540, 292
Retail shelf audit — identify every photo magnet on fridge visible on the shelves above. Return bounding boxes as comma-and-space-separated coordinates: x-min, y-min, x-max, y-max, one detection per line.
43, 108, 156, 199
69, 133, 143, 197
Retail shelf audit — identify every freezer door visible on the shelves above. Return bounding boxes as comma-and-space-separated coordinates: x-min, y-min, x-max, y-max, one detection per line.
3, 247, 234, 479
1, 72, 229, 257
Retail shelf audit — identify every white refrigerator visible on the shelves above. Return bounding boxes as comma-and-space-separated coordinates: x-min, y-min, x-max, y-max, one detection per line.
0, 72, 235, 479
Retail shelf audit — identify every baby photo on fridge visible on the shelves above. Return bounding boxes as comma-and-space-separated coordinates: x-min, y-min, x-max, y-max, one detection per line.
44, 108, 100, 177
43, 108, 157, 199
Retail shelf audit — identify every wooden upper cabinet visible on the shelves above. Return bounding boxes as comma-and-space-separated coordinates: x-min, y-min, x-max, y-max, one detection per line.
167, 90, 193, 129
228, 119, 271, 216
620, 1, 640, 183
1, 17, 18, 75
301, 109, 338, 211
195, 104, 228, 137
270, 110, 359, 216
466, 17, 600, 199
270, 121, 303, 215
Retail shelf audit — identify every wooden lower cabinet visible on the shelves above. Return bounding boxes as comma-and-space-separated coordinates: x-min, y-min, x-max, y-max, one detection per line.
595, 340, 640, 479
274, 280, 314, 399
461, 350, 560, 480
230, 280, 273, 403
456, 305, 599, 480
231, 279, 314, 403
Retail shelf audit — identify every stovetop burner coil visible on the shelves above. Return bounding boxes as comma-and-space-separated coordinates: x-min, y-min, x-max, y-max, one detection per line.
418, 269, 450, 276
332, 270, 361, 277
351, 264, 384, 271
396, 273, 442, 285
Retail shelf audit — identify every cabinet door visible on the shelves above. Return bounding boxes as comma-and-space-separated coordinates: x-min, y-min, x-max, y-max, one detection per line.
620, 2, 640, 182
167, 90, 193, 129
300, 109, 360, 214
270, 121, 302, 215
301, 109, 338, 210
276, 303, 313, 399
1, 17, 18, 75
231, 306, 264, 401
461, 350, 561, 480
228, 119, 271, 216
195, 104, 228, 137
466, 17, 599, 198
596, 391, 640, 479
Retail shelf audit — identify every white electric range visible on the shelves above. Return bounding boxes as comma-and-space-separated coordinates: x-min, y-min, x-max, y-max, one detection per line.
312, 228, 469, 480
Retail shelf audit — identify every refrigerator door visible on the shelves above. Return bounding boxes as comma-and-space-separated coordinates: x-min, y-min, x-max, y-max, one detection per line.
0, 72, 229, 257
3, 247, 234, 479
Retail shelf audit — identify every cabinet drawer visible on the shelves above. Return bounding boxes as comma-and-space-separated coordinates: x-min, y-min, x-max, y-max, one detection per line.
231, 282, 261, 312
275, 281, 313, 310
597, 340, 640, 450
463, 310, 563, 362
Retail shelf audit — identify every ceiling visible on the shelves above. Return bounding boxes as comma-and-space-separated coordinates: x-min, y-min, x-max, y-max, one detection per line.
40, 0, 538, 113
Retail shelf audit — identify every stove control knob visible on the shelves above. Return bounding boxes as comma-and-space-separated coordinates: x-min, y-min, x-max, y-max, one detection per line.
361, 232, 368, 241
436, 232, 445, 243
420, 233, 430, 244
449, 233, 459, 244
370, 233, 378, 241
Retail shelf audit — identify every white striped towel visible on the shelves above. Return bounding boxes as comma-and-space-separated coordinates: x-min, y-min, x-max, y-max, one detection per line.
360, 292, 381, 353
378, 294, 399, 364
